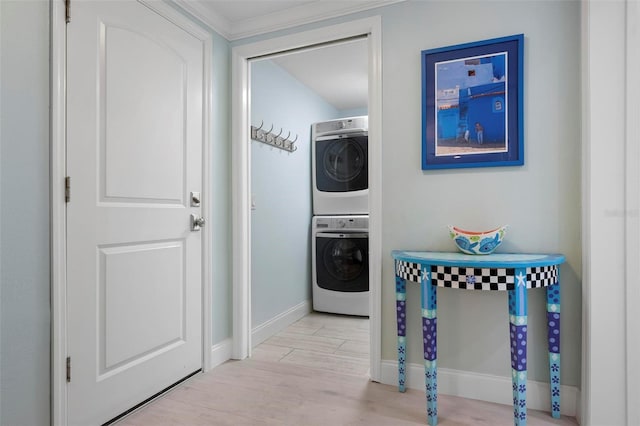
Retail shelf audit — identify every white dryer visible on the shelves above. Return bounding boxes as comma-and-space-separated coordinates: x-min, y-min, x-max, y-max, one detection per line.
312, 116, 368, 215
312, 215, 369, 317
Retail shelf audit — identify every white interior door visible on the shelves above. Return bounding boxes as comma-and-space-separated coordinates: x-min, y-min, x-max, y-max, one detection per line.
66, 1, 203, 424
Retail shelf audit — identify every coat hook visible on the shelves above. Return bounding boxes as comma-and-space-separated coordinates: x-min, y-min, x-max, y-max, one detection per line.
250, 122, 298, 153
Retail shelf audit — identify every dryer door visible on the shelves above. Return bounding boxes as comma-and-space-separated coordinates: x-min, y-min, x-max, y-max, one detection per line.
316, 232, 369, 292
315, 134, 368, 192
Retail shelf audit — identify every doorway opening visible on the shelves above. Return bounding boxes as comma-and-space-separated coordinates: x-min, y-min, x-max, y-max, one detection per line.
249, 37, 369, 371
231, 16, 382, 381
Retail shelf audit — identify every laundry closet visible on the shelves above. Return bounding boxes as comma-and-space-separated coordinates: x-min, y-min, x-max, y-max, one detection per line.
250, 39, 368, 346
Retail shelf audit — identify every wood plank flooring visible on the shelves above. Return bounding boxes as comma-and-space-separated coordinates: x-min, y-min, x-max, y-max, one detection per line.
251, 312, 370, 376
117, 313, 578, 425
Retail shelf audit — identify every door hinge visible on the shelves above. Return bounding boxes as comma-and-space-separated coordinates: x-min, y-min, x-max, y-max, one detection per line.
66, 356, 71, 383
65, 0, 70, 23
65, 176, 71, 203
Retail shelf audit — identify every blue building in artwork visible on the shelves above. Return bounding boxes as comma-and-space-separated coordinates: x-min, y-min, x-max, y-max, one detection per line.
462, 81, 506, 143
436, 54, 507, 144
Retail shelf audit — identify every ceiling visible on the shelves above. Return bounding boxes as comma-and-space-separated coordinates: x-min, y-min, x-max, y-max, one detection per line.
175, 0, 404, 110
267, 38, 368, 111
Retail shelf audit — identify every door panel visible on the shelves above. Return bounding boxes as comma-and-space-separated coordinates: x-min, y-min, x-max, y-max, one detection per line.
66, 1, 203, 424
101, 25, 186, 203
99, 241, 185, 372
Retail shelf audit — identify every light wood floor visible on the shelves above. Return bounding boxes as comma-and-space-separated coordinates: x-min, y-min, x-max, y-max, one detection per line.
118, 312, 578, 425
251, 311, 370, 376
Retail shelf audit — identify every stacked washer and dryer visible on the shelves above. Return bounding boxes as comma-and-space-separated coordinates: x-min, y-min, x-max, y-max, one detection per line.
311, 116, 369, 317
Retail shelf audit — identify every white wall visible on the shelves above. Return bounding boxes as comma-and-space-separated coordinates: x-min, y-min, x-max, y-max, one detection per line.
0, 1, 51, 425
582, 1, 629, 423
339, 106, 368, 117
209, 31, 233, 345
626, 4, 640, 424
250, 59, 339, 328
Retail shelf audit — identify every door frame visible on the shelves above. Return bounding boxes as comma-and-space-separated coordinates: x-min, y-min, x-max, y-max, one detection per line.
231, 16, 383, 382
50, 1, 214, 424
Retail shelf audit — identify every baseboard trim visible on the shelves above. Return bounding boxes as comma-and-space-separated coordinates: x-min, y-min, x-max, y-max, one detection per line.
209, 339, 232, 370
380, 360, 580, 417
252, 300, 312, 347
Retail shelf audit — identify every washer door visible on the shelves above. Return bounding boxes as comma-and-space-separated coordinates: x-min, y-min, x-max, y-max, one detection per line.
315, 134, 368, 192
316, 233, 369, 292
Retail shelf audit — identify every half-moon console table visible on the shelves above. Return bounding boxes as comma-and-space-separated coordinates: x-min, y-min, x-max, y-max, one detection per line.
391, 251, 565, 426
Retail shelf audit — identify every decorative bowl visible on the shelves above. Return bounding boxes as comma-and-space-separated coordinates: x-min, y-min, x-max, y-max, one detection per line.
448, 225, 508, 255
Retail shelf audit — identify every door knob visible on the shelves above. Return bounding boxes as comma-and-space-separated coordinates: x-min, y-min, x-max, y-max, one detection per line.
191, 214, 206, 231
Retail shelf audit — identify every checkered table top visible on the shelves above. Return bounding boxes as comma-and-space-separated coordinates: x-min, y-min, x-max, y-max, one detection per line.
395, 260, 558, 291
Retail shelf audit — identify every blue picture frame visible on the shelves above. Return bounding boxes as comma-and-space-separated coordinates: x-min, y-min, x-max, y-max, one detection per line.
421, 34, 524, 170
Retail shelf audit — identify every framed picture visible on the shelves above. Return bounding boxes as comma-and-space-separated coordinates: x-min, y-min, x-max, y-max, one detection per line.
421, 34, 524, 170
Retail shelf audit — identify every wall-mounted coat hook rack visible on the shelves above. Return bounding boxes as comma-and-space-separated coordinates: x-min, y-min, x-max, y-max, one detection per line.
251, 121, 298, 153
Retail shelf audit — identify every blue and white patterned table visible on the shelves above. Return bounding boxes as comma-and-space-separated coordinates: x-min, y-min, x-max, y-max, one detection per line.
391, 251, 565, 426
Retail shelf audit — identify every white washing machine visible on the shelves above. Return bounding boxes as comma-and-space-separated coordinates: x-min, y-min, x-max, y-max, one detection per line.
312, 116, 368, 215
312, 215, 369, 316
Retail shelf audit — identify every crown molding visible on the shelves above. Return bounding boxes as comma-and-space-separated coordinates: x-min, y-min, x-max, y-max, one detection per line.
175, 0, 405, 41
172, 0, 233, 39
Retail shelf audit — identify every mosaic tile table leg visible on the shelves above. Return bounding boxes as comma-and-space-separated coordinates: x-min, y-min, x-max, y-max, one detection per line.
509, 268, 529, 426
546, 280, 561, 418
395, 266, 407, 393
421, 264, 437, 426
